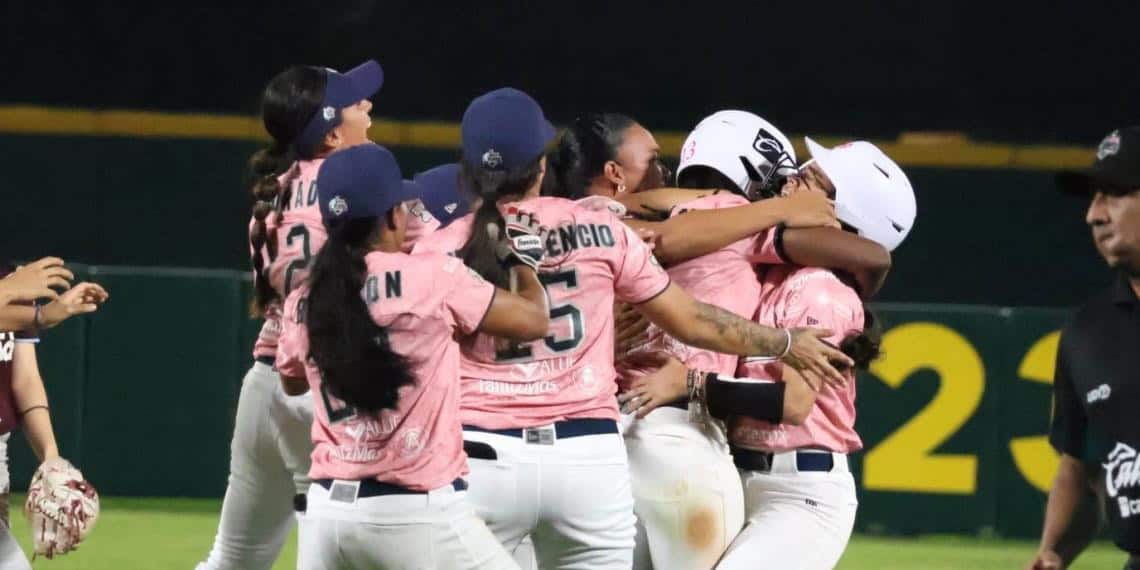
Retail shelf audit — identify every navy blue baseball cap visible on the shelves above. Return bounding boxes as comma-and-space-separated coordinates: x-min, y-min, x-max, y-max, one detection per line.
412, 163, 471, 227
293, 60, 384, 157
461, 87, 557, 171
317, 143, 420, 225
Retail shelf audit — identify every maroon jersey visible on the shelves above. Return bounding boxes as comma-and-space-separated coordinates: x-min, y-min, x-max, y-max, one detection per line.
0, 265, 38, 434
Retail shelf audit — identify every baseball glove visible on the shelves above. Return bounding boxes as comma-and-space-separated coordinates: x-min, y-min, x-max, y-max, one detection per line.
24, 456, 99, 559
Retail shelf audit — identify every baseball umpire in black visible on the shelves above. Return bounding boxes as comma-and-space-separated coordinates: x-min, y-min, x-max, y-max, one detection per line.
1027, 127, 1140, 570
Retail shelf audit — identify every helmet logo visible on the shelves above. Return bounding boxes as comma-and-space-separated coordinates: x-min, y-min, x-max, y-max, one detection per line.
752, 128, 786, 164
682, 140, 697, 162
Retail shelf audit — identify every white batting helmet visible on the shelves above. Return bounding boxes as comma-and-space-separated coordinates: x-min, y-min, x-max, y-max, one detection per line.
677, 110, 797, 200
804, 137, 916, 251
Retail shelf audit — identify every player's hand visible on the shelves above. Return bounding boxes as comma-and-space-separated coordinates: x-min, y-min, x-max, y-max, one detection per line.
780, 328, 853, 389
493, 208, 545, 271
614, 302, 651, 356
1, 258, 73, 303
634, 227, 657, 249
618, 351, 687, 418
1025, 549, 1063, 570
39, 283, 109, 328
777, 188, 839, 229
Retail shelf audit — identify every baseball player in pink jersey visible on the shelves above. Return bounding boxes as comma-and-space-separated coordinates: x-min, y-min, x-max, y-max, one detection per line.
719, 139, 915, 570
198, 60, 383, 570
618, 111, 803, 570
275, 143, 550, 569
624, 139, 916, 570
415, 88, 853, 569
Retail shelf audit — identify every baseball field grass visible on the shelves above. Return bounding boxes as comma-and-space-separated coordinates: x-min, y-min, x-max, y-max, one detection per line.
6, 496, 1125, 569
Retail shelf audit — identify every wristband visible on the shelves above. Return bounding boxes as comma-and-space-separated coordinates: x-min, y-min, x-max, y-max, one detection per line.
777, 329, 792, 359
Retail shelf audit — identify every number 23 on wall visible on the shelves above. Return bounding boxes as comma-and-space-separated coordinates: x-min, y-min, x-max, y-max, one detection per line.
863, 322, 1060, 495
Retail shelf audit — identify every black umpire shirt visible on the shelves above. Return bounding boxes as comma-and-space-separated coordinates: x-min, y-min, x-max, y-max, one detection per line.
1050, 273, 1140, 554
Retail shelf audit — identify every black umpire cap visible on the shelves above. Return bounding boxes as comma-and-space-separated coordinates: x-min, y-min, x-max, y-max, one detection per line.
1056, 126, 1140, 196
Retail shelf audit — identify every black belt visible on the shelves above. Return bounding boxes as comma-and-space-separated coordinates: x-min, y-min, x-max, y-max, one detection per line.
255, 355, 275, 367
732, 447, 835, 473
463, 418, 618, 441
315, 478, 467, 498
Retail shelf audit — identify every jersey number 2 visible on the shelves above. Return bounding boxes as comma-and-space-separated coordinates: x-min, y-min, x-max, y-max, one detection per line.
282, 225, 312, 296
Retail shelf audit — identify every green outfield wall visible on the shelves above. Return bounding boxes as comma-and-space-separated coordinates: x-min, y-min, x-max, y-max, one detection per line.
7, 265, 1083, 539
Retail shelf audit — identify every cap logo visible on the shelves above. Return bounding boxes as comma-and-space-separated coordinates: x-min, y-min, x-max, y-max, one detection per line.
482, 149, 503, 169
322, 106, 336, 121
1097, 130, 1121, 160
328, 196, 348, 217
444, 202, 458, 214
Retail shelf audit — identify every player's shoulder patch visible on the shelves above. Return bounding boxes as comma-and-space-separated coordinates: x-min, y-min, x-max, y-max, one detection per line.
441, 255, 462, 274
575, 195, 627, 217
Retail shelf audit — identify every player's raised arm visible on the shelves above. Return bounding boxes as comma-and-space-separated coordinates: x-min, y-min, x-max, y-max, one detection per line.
634, 283, 852, 387
472, 209, 550, 341
773, 226, 891, 298
0, 257, 73, 308
622, 190, 836, 265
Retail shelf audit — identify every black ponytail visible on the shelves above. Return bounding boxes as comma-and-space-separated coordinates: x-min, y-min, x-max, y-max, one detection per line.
457, 156, 544, 289
306, 217, 415, 415
840, 308, 882, 370
248, 65, 328, 316
547, 113, 635, 199
248, 142, 296, 316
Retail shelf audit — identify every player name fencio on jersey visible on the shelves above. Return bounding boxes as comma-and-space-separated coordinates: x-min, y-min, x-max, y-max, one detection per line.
1050, 274, 1140, 554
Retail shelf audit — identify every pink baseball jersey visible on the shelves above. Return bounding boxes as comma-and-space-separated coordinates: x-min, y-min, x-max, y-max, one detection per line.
414, 196, 671, 429
622, 192, 779, 385
731, 265, 864, 454
276, 251, 496, 490
251, 159, 329, 360
401, 199, 442, 252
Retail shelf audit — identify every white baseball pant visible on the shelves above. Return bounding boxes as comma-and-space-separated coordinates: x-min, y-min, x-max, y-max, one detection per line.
0, 434, 30, 570
198, 361, 314, 570
716, 451, 857, 570
623, 406, 744, 570
463, 423, 637, 569
299, 480, 519, 569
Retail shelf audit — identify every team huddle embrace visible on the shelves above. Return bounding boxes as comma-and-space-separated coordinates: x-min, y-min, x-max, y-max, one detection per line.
197, 59, 916, 570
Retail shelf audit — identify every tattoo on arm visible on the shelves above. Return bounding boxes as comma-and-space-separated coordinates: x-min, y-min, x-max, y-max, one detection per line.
693, 302, 783, 356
